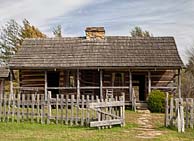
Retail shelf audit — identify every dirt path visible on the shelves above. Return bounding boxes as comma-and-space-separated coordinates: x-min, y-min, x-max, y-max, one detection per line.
135, 110, 164, 139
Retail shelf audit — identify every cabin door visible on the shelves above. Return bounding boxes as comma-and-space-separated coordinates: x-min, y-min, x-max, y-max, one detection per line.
47, 71, 60, 98
132, 74, 146, 101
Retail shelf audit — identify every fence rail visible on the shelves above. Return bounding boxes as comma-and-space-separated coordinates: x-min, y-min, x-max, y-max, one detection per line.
0, 92, 125, 128
165, 93, 194, 132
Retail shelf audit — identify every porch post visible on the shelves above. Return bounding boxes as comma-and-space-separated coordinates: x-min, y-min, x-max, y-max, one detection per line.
44, 71, 48, 100
100, 70, 103, 99
178, 69, 181, 98
77, 69, 80, 97
129, 70, 132, 101
10, 70, 13, 98
0, 79, 4, 97
148, 71, 151, 94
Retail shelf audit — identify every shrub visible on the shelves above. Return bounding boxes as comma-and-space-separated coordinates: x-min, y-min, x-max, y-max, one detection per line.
147, 90, 165, 113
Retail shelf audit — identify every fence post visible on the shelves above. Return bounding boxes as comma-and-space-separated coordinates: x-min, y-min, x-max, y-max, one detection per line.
190, 99, 194, 129
86, 95, 90, 126
31, 94, 35, 123
81, 95, 84, 126
0, 90, 2, 122
170, 97, 174, 126
121, 92, 125, 127
178, 98, 185, 132
12, 94, 15, 123
22, 94, 25, 122
65, 95, 68, 125
185, 98, 189, 128
60, 94, 64, 124
56, 94, 59, 124
37, 94, 40, 123
47, 92, 51, 124
76, 94, 79, 125
3, 94, 6, 122
41, 95, 45, 124
165, 92, 169, 127
97, 96, 101, 130
17, 93, 20, 123
70, 95, 74, 126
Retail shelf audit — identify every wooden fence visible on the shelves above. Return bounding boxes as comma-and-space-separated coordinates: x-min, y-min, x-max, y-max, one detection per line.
165, 93, 194, 132
0, 92, 125, 128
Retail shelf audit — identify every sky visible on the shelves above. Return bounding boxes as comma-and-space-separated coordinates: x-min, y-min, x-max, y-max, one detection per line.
0, 0, 194, 64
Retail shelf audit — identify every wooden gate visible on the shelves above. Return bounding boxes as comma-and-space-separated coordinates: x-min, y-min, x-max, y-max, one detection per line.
89, 93, 125, 128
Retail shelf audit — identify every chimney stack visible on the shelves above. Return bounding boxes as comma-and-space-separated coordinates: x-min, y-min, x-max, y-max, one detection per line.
85, 27, 105, 39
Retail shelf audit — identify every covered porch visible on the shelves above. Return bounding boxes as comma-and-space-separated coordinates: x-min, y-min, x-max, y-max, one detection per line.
11, 67, 182, 106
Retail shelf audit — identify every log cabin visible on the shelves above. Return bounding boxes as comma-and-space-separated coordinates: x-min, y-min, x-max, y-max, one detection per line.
0, 66, 10, 96
8, 27, 184, 107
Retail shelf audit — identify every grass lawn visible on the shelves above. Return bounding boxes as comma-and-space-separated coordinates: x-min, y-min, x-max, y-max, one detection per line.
0, 110, 194, 141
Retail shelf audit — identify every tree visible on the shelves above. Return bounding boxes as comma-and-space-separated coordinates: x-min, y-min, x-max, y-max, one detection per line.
181, 47, 194, 98
0, 19, 46, 63
130, 26, 152, 37
22, 19, 46, 38
53, 25, 62, 37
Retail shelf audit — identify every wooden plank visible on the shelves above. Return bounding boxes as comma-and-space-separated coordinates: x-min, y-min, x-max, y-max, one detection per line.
31, 94, 35, 123
75, 95, 79, 125
65, 95, 68, 125
22, 94, 25, 122
77, 69, 80, 97
60, 94, 64, 124
47, 91, 51, 124
190, 99, 194, 129
89, 101, 124, 108
170, 97, 173, 126
7, 93, 11, 122
151, 86, 177, 89
3, 94, 6, 122
185, 98, 189, 128
37, 94, 40, 123
148, 71, 151, 94
129, 70, 132, 101
165, 92, 169, 127
175, 98, 179, 127
100, 70, 103, 99
27, 94, 30, 121
96, 96, 101, 130
17, 93, 20, 123
44, 71, 47, 100
86, 95, 90, 126
41, 95, 44, 124
121, 92, 125, 127
90, 119, 123, 127
0, 86, 2, 122
56, 94, 59, 124
178, 69, 181, 98
70, 95, 74, 126
81, 95, 84, 126
12, 94, 15, 122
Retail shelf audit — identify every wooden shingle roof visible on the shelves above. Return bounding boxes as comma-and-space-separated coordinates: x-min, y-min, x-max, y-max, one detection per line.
8, 36, 184, 69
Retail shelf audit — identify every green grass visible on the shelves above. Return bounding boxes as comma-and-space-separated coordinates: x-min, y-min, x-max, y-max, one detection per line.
0, 110, 194, 141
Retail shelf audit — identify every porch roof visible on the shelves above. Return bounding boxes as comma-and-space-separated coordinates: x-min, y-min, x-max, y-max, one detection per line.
8, 36, 184, 69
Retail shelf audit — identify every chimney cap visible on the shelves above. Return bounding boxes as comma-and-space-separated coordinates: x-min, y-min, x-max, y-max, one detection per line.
85, 27, 105, 32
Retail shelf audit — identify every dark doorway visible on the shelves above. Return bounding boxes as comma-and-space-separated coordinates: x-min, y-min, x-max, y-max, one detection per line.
132, 74, 146, 101
47, 71, 60, 98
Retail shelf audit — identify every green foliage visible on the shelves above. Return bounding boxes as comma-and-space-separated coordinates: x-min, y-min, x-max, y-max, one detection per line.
53, 25, 62, 37
147, 90, 165, 113
0, 19, 46, 63
130, 26, 153, 37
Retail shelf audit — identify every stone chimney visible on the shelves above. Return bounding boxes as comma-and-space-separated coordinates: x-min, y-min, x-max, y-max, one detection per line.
85, 27, 105, 39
